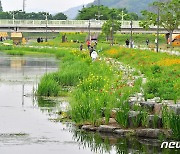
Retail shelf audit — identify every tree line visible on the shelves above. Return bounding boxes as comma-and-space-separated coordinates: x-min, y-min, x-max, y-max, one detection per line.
77, 5, 139, 20
0, 11, 67, 20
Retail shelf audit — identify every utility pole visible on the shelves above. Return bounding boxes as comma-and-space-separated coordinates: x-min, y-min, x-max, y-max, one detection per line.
95, 0, 103, 20
121, 10, 127, 23
130, 20, 133, 48
23, 0, 26, 12
111, 20, 114, 46
45, 12, 48, 42
88, 20, 91, 41
156, 7, 160, 53
12, 11, 15, 25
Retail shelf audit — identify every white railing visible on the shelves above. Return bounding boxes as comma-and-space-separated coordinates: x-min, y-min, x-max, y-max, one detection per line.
0, 19, 141, 28
1, 20, 179, 29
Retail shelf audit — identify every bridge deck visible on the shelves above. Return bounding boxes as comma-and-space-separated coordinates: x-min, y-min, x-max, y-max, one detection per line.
0, 20, 179, 33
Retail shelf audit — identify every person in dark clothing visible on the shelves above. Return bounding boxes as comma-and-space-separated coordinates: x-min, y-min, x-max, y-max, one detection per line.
146, 39, 149, 46
0, 36, 3, 42
125, 39, 130, 47
40, 37, 43, 42
80, 44, 83, 51
37, 37, 41, 43
89, 46, 94, 57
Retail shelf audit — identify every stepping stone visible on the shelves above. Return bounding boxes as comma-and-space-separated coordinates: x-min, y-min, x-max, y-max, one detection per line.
114, 129, 134, 136
140, 101, 156, 112
135, 129, 163, 138
98, 125, 118, 133
81, 125, 98, 131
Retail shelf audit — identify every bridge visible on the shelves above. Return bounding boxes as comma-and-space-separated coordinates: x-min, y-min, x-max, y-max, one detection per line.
0, 20, 179, 34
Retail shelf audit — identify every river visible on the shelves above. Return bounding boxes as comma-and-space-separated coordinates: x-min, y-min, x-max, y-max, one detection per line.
0, 53, 176, 154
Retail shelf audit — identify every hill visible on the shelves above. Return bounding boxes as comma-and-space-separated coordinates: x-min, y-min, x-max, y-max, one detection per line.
88, 0, 156, 14
64, 5, 84, 20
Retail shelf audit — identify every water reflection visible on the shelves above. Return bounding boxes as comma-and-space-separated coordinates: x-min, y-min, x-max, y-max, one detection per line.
72, 129, 179, 154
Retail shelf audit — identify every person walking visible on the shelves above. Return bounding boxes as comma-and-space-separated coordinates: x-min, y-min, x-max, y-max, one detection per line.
86, 40, 91, 49
125, 39, 130, 48
91, 50, 98, 61
155, 38, 157, 46
146, 39, 149, 46
80, 44, 83, 51
89, 46, 94, 57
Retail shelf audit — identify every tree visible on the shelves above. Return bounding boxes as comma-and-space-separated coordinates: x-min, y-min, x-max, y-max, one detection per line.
102, 19, 121, 43
0, 12, 11, 19
140, 0, 180, 45
0, 0, 3, 12
76, 5, 138, 20
53, 13, 67, 20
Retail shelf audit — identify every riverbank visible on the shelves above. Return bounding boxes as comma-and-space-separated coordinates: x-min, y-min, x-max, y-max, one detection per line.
0, 42, 179, 141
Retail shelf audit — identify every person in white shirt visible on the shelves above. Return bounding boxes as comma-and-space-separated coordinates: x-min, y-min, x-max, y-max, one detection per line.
91, 50, 98, 61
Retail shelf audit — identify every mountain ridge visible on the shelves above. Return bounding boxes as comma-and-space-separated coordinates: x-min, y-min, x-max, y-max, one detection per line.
64, 0, 169, 19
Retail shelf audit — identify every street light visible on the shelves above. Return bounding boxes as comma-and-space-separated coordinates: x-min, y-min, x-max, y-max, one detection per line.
88, 19, 91, 41
120, 10, 127, 23
156, 7, 160, 53
110, 21, 114, 46
130, 20, 133, 48
45, 12, 48, 42
95, 0, 103, 20
10, 10, 22, 31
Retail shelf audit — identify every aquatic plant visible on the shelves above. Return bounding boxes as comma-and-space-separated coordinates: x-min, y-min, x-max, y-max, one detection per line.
37, 74, 61, 97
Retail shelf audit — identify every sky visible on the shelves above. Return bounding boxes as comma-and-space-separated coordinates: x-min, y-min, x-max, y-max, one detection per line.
1, 0, 94, 13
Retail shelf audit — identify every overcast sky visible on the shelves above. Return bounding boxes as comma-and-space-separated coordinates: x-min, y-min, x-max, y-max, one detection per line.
1, 0, 94, 13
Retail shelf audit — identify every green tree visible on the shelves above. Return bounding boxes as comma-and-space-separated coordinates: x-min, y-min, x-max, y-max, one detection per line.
76, 5, 138, 20
0, 0, 3, 12
102, 19, 121, 42
0, 12, 11, 19
140, 0, 180, 45
53, 12, 67, 20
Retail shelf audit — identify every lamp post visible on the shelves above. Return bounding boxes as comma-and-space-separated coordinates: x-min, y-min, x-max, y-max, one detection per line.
156, 7, 160, 53
130, 20, 133, 48
11, 10, 22, 31
110, 20, 114, 46
12, 11, 15, 25
95, 0, 103, 20
23, 0, 26, 12
121, 10, 127, 23
88, 19, 91, 41
45, 12, 48, 42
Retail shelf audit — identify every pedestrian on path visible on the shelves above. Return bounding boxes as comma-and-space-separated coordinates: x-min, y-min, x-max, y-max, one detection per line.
146, 39, 149, 46
86, 40, 91, 49
89, 46, 94, 57
125, 39, 130, 48
91, 50, 98, 61
80, 44, 83, 51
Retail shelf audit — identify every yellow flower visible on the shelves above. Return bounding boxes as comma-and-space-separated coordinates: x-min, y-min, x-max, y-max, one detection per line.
157, 59, 180, 66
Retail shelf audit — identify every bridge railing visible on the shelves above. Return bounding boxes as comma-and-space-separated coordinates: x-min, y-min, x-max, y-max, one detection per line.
1, 20, 177, 29
0, 19, 144, 28
0, 20, 105, 27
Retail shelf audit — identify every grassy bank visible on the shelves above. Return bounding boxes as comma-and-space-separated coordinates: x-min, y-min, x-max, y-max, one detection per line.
0, 39, 179, 139
37, 48, 142, 125
31, 32, 167, 50
103, 47, 180, 101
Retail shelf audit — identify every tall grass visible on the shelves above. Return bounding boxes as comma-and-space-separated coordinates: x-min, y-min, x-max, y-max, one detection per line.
37, 74, 61, 97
